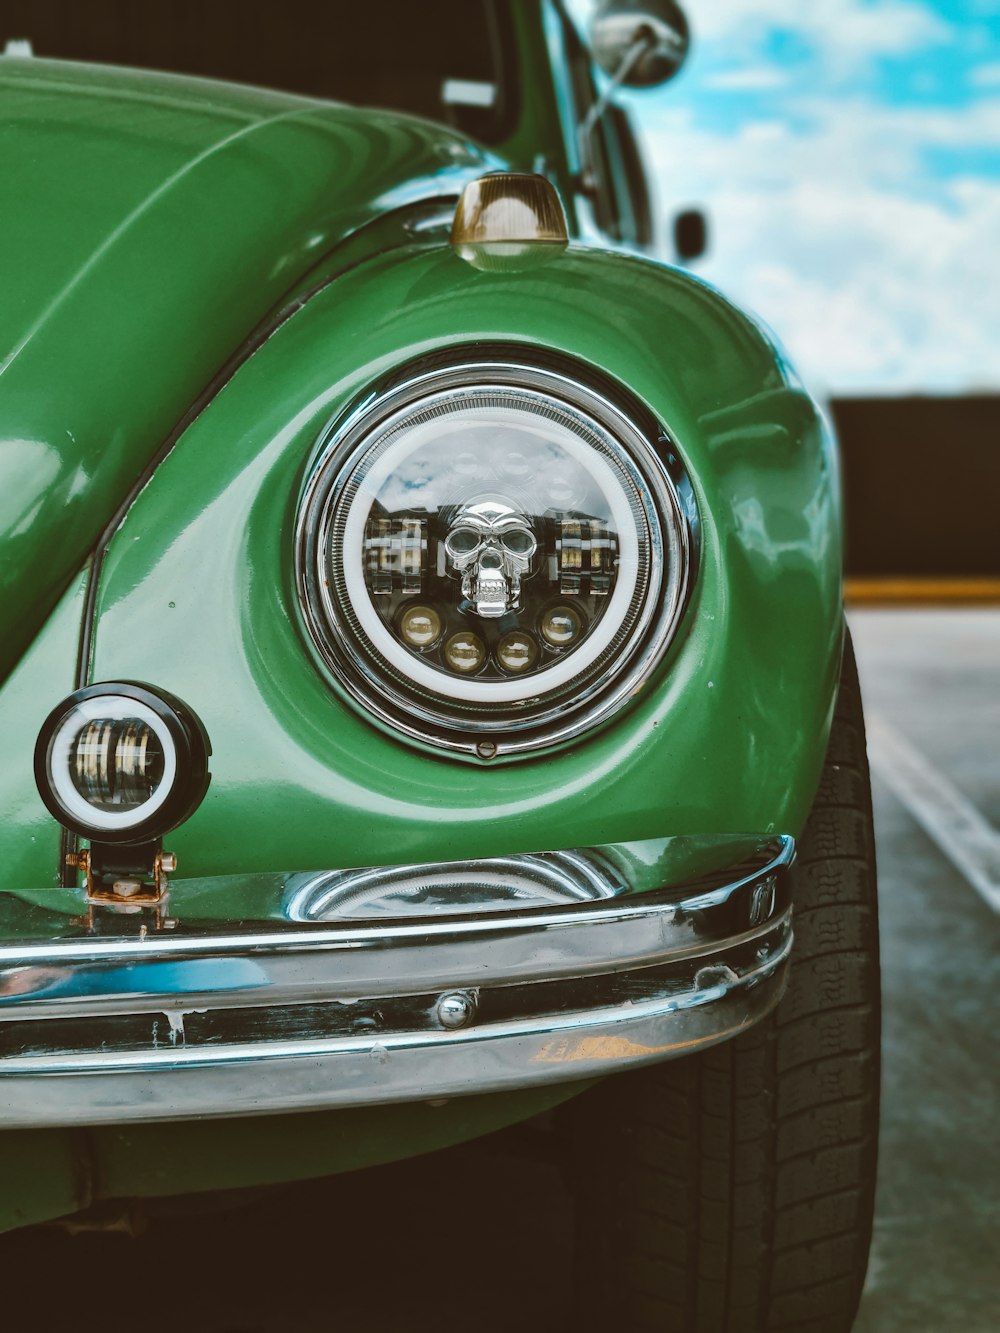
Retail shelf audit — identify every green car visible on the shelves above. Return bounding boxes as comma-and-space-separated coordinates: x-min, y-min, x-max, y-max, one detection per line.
0, 2, 879, 1327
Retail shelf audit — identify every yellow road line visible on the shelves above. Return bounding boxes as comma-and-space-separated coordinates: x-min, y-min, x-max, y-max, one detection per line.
845, 578, 1000, 605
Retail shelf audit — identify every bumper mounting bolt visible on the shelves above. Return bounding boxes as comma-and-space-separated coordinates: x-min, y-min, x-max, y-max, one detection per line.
437, 991, 477, 1030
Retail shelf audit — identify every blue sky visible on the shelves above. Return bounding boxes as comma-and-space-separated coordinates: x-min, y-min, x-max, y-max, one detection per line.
577, 0, 1000, 393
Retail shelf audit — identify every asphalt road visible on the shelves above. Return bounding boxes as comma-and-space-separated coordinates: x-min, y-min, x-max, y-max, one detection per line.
850, 610, 1000, 1333
2, 610, 998, 1332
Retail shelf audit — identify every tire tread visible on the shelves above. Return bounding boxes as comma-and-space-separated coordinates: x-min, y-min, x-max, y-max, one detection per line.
560, 632, 880, 1332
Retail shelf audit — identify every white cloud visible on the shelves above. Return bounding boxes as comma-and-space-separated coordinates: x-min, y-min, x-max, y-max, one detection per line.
640, 98, 1000, 392
726, 180, 1000, 392
703, 67, 790, 91
581, 0, 998, 392
647, 96, 1000, 194
569, 0, 953, 80
691, 0, 952, 67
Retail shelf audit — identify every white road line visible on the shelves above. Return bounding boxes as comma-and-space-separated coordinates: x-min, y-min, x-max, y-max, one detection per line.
866, 713, 1000, 915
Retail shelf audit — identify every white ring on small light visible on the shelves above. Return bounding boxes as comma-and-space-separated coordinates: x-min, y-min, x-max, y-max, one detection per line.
47, 696, 178, 834
339, 399, 643, 704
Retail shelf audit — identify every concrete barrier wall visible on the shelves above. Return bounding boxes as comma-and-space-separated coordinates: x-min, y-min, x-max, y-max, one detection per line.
831, 397, 1000, 577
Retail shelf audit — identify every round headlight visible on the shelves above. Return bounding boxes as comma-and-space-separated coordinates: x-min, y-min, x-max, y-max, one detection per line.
34, 683, 210, 843
297, 358, 694, 755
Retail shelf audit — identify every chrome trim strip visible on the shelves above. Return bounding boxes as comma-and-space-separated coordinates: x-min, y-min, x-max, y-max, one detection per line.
0, 934, 790, 1127
0, 837, 792, 1126
0, 837, 792, 1014
284, 849, 625, 919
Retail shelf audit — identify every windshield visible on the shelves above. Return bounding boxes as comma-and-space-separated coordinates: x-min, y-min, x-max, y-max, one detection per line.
0, 0, 517, 144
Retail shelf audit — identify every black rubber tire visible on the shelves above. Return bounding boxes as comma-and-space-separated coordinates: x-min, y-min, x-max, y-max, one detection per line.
559, 631, 880, 1333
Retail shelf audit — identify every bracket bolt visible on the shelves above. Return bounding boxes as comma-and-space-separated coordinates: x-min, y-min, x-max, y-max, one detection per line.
436, 991, 477, 1030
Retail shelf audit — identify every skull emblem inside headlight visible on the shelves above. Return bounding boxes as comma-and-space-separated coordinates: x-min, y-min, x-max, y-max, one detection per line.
443, 498, 538, 619
296, 358, 694, 756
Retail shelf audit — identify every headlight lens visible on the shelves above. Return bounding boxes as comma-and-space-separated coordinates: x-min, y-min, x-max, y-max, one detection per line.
297, 359, 694, 755
34, 683, 210, 843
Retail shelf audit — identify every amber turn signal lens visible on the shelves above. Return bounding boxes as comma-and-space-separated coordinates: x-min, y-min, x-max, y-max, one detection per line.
450, 173, 569, 248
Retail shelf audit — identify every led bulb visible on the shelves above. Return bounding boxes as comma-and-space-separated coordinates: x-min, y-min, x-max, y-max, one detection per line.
444, 631, 486, 673
398, 604, 442, 648
500, 451, 533, 481
544, 473, 583, 508
541, 605, 583, 647
71, 718, 165, 811
497, 632, 539, 673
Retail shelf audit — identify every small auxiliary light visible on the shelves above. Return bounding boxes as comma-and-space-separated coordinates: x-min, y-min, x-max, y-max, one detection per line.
34, 682, 210, 846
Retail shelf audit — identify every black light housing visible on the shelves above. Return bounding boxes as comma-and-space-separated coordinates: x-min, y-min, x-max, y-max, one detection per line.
34, 682, 210, 846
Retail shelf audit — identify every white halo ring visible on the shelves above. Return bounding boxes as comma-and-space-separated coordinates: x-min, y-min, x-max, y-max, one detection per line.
47, 696, 178, 833
338, 399, 642, 704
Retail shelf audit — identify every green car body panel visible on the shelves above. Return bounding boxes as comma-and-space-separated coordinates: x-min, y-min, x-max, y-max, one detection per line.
0, 29, 842, 1232
0, 58, 499, 685
86, 246, 841, 874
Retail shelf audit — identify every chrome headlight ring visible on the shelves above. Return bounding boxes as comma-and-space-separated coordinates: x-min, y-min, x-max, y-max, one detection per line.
295, 355, 697, 758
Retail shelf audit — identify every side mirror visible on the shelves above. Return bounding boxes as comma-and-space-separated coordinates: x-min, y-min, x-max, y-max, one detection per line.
673, 208, 708, 263
590, 1, 690, 88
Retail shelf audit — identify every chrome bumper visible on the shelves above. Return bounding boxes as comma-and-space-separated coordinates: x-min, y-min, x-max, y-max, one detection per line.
0, 836, 793, 1127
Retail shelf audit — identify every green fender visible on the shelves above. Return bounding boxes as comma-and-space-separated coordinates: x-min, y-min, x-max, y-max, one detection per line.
83, 242, 843, 882
0, 58, 494, 683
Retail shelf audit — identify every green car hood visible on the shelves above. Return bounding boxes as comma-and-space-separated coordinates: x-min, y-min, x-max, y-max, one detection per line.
0, 57, 491, 684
